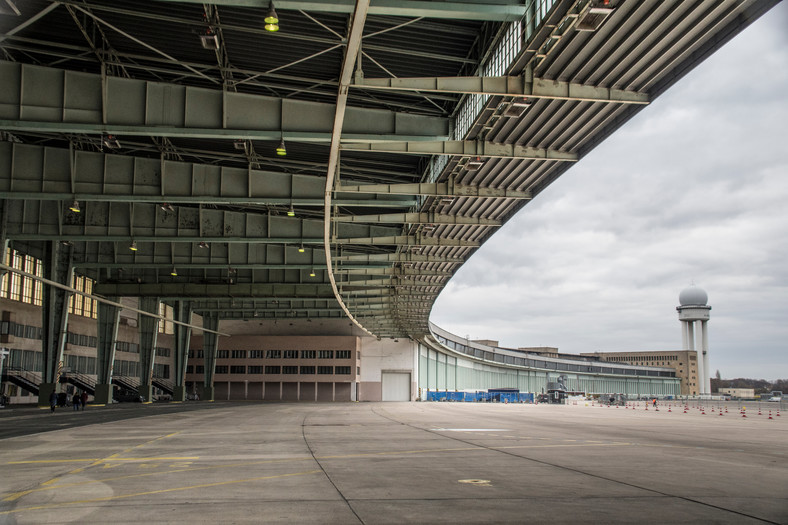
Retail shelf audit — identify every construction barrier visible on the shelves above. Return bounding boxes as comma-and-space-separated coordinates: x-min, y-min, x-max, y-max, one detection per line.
425, 391, 535, 403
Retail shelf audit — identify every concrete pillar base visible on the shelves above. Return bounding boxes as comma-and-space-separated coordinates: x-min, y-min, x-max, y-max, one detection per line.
39, 382, 57, 407
137, 383, 153, 403
173, 385, 187, 402
199, 385, 215, 402
94, 383, 114, 405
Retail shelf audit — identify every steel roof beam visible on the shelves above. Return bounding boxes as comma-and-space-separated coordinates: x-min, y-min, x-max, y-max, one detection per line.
153, 0, 528, 21
93, 282, 337, 298
354, 76, 650, 104
333, 236, 479, 248
0, 60, 448, 141
340, 141, 577, 161
333, 212, 501, 226
334, 253, 464, 264
0, 143, 413, 208
337, 181, 531, 199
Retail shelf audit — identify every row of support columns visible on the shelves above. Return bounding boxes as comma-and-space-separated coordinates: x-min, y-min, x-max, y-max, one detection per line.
0, 223, 223, 405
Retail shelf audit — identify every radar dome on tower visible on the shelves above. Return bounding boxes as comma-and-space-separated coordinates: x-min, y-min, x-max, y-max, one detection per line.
679, 286, 708, 306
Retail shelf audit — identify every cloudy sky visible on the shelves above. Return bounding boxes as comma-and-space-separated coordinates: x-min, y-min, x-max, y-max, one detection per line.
432, 3, 788, 381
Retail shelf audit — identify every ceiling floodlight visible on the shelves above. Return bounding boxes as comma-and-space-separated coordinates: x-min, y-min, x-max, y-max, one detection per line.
160, 203, 175, 213
309, 269, 316, 277
69, 199, 81, 213
199, 32, 219, 49
466, 157, 484, 171
170, 267, 178, 276
576, 1, 614, 32
264, 2, 279, 32
129, 240, 138, 251
287, 206, 295, 217
275, 137, 287, 156
298, 244, 305, 253
102, 133, 120, 149
198, 241, 209, 249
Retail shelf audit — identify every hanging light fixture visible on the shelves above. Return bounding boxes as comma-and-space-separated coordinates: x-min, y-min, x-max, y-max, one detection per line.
298, 244, 305, 253
287, 205, 295, 217
69, 199, 80, 213
264, 2, 279, 32
129, 240, 138, 251
309, 269, 316, 277
170, 267, 178, 277
275, 137, 287, 156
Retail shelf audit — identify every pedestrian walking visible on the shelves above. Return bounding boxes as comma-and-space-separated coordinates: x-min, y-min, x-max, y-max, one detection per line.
49, 390, 57, 413
81, 391, 88, 410
72, 392, 81, 411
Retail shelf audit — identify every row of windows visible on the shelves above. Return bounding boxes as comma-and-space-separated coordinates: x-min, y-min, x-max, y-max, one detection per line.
608, 355, 679, 363
0, 248, 44, 306
0, 320, 174, 359
187, 365, 352, 375
69, 275, 98, 319
188, 349, 354, 359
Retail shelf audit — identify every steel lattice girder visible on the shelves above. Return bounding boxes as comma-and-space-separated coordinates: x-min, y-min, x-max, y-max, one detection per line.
353, 76, 649, 104
152, 0, 529, 21
93, 282, 337, 298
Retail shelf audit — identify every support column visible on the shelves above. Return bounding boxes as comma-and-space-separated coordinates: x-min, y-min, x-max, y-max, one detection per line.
0, 199, 8, 281
681, 321, 689, 349
137, 297, 160, 403
200, 312, 220, 402
172, 301, 193, 402
94, 298, 120, 405
701, 320, 710, 395
38, 241, 73, 406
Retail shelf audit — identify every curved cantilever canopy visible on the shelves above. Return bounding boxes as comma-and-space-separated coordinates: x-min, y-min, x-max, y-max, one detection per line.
0, 0, 776, 337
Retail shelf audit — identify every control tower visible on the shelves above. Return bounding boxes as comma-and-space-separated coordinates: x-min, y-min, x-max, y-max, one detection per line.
677, 286, 711, 395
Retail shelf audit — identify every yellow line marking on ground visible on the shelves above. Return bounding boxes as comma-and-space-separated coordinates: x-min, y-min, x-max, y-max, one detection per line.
2, 457, 315, 502
0, 470, 321, 516
3, 432, 185, 501
8, 457, 199, 465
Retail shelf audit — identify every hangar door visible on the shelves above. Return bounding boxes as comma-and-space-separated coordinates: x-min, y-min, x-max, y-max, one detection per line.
381, 372, 411, 401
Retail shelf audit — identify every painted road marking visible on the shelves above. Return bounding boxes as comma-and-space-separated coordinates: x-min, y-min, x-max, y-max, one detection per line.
0, 470, 322, 516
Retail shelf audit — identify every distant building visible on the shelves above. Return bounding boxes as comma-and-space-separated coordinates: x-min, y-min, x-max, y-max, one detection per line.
579, 350, 699, 396
718, 388, 755, 399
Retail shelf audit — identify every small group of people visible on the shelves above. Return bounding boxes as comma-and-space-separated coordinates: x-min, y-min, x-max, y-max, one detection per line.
72, 391, 88, 411
47, 390, 88, 412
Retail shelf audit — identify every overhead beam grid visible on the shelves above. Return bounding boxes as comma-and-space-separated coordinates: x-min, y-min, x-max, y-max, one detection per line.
0, 0, 776, 335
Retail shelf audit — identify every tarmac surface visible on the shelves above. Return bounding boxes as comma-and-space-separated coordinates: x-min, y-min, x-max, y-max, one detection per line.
1, 400, 786, 524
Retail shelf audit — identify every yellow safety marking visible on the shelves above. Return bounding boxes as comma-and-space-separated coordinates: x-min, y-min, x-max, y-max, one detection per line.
3, 432, 184, 501
8, 457, 199, 465
3, 457, 313, 502
0, 470, 322, 516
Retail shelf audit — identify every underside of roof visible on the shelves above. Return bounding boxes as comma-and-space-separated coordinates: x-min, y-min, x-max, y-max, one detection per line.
0, 0, 778, 337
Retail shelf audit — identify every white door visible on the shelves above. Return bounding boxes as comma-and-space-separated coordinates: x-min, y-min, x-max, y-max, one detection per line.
381, 372, 411, 401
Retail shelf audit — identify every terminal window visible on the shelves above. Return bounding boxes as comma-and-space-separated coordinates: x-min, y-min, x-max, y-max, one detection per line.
318, 351, 333, 359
